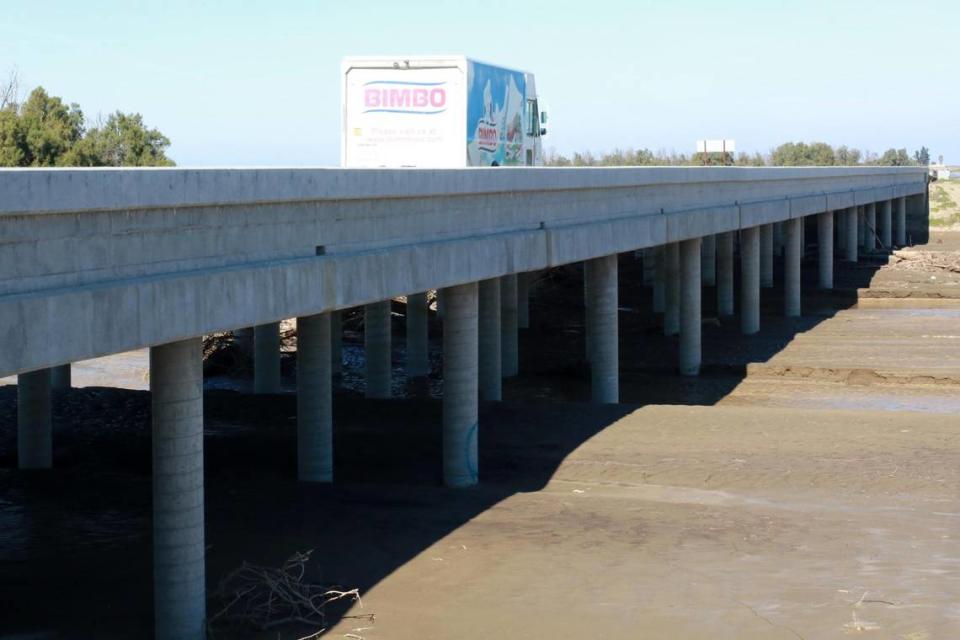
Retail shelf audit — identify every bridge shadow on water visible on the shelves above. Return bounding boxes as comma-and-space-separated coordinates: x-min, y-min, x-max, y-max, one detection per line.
0, 229, 896, 638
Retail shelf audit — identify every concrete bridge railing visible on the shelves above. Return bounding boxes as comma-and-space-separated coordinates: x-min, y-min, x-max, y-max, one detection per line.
0, 165, 928, 639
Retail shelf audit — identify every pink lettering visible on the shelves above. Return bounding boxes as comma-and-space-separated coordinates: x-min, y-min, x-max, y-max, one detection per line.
363, 84, 447, 111
388, 89, 410, 107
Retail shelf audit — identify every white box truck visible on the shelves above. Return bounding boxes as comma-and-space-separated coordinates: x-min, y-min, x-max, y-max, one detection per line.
341, 56, 547, 168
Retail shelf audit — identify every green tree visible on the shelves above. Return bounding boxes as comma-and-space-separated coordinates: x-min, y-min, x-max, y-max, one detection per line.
914, 146, 930, 166
17, 87, 84, 166
0, 81, 174, 168
877, 148, 912, 166
835, 145, 862, 165
74, 111, 174, 167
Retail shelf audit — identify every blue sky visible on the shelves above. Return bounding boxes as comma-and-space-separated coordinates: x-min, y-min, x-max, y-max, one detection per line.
3, 0, 956, 165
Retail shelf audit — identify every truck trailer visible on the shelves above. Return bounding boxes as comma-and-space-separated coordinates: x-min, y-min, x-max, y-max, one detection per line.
341, 55, 547, 168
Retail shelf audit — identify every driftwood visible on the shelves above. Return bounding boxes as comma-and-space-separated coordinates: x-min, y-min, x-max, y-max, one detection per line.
208, 550, 369, 637
890, 250, 960, 273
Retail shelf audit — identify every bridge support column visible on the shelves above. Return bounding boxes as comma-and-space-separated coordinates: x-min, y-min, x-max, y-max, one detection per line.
297, 313, 333, 483
844, 207, 858, 262
895, 197, 907, 246
517, 272, 531, 329
583, 264, 592, 362
663, 242, 680, 336
836, 211, 847, 256
18, 369, 52, 469
741, 226, 760, 335
865, 203, 877, 252
652, 246, 665, 313
774, 222, 785, 257
818, 211, 834, 289
857, 210, 867, 247
701, 234, 716, 286
879, 200, 892, 249
478, 278, 502, 402
150, 338, 205, 640
800, 218, 806, 261
365, 301, 392, 399
406, 292, 429, 378
679, 238, 702, 376
330, 310, 342, 380
717, 231, 735, 317
643, 248, 655, 286
586, 254, 618, 403
235, 327, 254, 360
253, 322, 281, 394
500, 273, 519, 377
50, 364, 71, 390
760, 224, 774, 288
442, 282, 479, 488
785, 218, 802, 317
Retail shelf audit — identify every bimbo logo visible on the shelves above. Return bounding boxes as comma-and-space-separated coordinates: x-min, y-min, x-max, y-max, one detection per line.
363, 81, 447, 114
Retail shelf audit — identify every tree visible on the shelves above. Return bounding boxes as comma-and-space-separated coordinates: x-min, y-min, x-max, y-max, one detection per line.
74, 111, 174, 167
835, 145, 862, 166
771, 142, 836, 166
914, 146, 930, 166
877, 148, 912, 166
0, 81, 174, 167
17, 87, 84, 166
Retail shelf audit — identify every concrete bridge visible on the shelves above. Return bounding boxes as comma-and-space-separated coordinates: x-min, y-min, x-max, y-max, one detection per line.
0, 166, 928, 638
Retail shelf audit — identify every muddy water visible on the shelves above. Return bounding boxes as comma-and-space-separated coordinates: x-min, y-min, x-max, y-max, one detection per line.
1, 238, 959, 638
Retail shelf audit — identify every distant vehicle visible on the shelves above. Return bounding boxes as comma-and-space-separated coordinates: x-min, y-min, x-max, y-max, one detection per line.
341, 56, 547, 168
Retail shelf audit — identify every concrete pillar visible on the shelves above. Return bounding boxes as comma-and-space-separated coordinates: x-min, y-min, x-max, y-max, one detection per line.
365, 301, 392, 399
760, 224, 774, 288
818, 211, 834, 290
17, 369, 52, 469
330, 310, 342, 378
50, 364, 71, 390
435, 289, 445, 319
586, 254, 618, 403
150, 338, 205, 640
478, 278, 502, 402
406, 292, 429, 378
844, 207, 858, 262
297, 313, 333, 483
865, 203, 877, 252
652, 246, 665, 313
836, 209, 847, 256
700, 234, 716, 286
784, 218, 802, 317
253, 322, 281, 394
879, 200, 892, 249
800, 218, 806, 261
679, 238, 702, 376
741, 226, 760, 335
500, 273, 519, 377
642, 248, 654, 286
717, 231, 735, 317
583, 263, 592, 362
663, 242, 680, 336
517, 272, 531, 329
235, 327, 254, 360
774, 222, 785, 257
895, 197, 907, 246
442, 282, 479, 488
857, 206, 866, 248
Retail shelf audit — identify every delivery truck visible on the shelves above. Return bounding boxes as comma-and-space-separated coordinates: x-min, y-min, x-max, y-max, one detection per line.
341, 56, 547, 168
